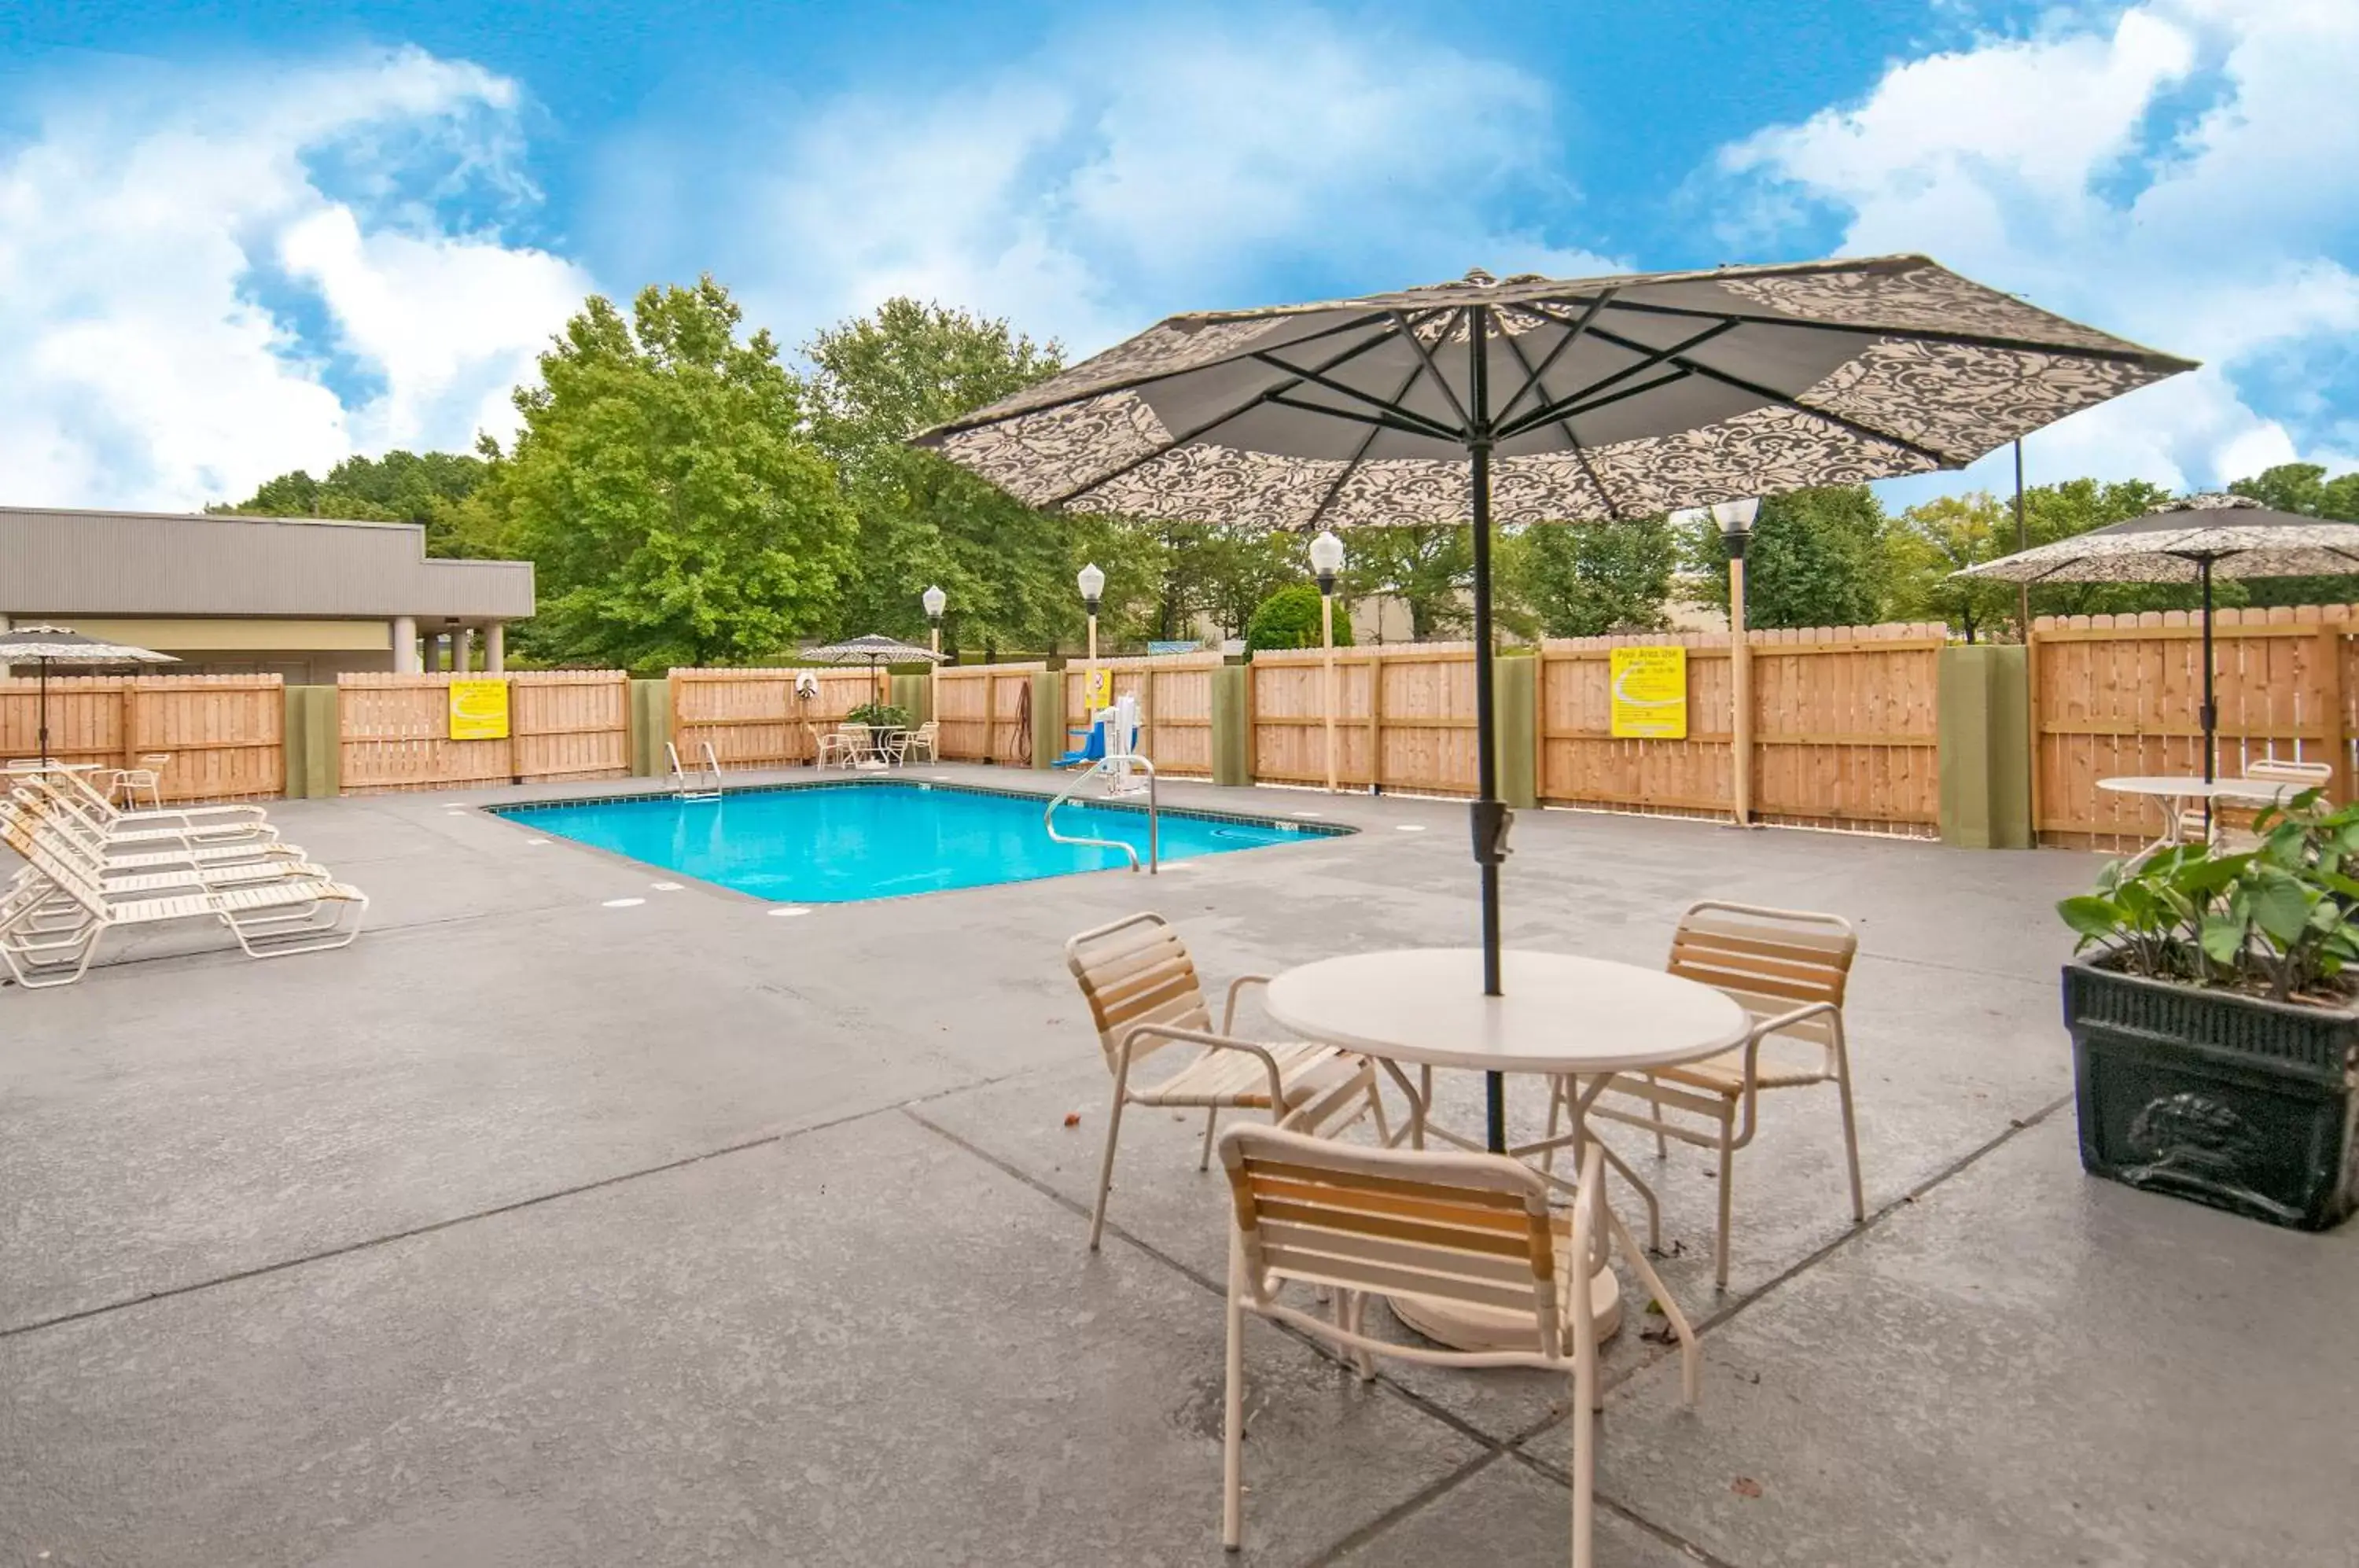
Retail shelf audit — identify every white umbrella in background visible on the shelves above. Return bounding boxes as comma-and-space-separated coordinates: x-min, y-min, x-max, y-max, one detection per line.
0, 625, 177, 764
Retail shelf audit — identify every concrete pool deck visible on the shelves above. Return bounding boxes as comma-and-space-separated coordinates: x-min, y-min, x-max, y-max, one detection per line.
5, 765, 2355, 1566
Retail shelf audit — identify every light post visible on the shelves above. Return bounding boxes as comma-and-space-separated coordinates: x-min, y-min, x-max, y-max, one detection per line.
1310, 530, 1345, 793
1713, 498, 1761, 827
922, 583, 947, 723
1076, 561, 1105, 691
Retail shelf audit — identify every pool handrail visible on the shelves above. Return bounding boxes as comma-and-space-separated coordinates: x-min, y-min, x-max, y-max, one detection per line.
1044, 754, 1157, 874
666, 742, 724, 801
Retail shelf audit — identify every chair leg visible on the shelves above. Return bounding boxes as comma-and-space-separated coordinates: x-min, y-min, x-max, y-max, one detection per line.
1713, 1114, 1737, 1291
1198, 1107, 1220, 1172
1345, 1292, 1375, 1382
1088, 1073, 1132, 1252
1569, 1362, 1596, 1568
1647, 1076, 1669, 1159
1364, 1078, 1392, 1148
1834, 1048, 1866, 1224
1223, 1239, 1247, 1552
1542, 1077, 1563, 1176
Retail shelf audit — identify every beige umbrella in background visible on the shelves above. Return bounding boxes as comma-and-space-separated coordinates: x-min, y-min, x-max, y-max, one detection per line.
0, 624, 177, 764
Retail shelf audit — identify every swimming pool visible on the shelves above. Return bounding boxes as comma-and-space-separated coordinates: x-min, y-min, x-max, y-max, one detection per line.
491, 781, 1349, 904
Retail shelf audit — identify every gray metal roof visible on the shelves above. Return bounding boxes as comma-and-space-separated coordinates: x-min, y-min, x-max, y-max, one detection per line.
0, 506, 534, 620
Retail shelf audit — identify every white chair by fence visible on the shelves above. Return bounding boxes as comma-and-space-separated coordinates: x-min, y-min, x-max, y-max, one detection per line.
1551, 900, 1861, 1290
1215, 1126, 1695, 1567
1065, 912, 1386, 1250
110, 753, 172, 809
811, 723, 860, 769
2188, 756, 2335, 851
892, 720, 940, 766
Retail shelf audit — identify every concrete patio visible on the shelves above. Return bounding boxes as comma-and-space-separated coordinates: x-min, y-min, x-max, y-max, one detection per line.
5, 767, 2354, 1566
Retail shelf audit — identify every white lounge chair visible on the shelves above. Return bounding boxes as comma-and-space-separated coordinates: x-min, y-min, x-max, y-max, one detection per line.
1065, 912, 1385, 1250
13, 765, 277, 846
1215, 1129, 1693, 1566
0, 807, 365, 988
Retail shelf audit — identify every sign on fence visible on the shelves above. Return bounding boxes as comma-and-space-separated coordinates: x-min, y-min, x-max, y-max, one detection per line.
1609, 646, 1687, 739
447, 678, 510, 741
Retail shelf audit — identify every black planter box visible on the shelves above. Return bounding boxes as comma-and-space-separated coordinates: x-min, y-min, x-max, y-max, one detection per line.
2065, 959, 2359, 1230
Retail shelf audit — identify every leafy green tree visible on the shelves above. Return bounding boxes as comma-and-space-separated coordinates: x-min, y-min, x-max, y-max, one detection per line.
801, 297, 1165, 657
1680, 486, 1887, 629
1343, 525, 1473, 639
213, 449, 490, 555
1882, 492, 2018, 641
1503, 515, 1676, 638
1244, 583, 1356, 654
2228, 462, 2359, 609
493, 277, 856, 668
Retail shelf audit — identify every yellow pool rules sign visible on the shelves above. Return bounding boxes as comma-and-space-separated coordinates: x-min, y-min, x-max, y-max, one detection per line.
448, 678, 510, 741
1609, 646, 1687, 740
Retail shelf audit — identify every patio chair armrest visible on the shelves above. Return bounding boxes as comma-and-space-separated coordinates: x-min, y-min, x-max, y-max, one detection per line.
1116, 1021, 1290, 1112
1732, 1000, 1843, 1137
1220, 974, 1274, 1035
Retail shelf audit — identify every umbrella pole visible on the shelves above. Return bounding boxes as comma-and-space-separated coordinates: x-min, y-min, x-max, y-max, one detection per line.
2200, 560, 2217, 836
1466, 305, 1509, 1154
38, 655, 49, 764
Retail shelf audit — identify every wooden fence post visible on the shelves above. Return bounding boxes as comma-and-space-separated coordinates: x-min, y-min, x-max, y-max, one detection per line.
2317, 619, 2346, 801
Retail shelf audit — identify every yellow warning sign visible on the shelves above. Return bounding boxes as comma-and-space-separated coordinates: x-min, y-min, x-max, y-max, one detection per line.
448, 678, 510, 742
1084, 668, 1113, 712
1609, 646, 1687, 740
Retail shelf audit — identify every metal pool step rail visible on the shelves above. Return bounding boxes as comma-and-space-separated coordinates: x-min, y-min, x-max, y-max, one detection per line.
666, 741, 725, 801
1045, 754, 1158, 873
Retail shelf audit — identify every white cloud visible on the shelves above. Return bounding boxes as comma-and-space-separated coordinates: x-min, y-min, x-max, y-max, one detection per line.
613, 10, 1619, 363
1720, 0, 2359, 497
0, 47, 592, 511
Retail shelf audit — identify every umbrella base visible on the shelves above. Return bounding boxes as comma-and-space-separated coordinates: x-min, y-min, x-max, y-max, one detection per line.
1386, 1261, 1621, 1351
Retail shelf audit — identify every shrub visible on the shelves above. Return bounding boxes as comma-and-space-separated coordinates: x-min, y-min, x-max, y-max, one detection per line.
1244, 583, 1355, 655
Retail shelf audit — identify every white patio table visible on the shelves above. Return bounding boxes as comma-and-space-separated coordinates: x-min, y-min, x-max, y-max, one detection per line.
2097, 775, 2296, 858
1263, 948, 1746, 1353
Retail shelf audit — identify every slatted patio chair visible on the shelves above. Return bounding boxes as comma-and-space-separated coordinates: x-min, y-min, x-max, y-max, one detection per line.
1550, 900, 1862, 1290
2184, 756, 2333, 850
891, 720, 940, 766
109, 752, 173, 808
1216, 1128, 1692, 1567
1065, 912, 1386, 1250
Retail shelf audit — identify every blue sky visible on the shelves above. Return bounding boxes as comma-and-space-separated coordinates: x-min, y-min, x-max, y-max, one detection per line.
3, 0, 2354, 512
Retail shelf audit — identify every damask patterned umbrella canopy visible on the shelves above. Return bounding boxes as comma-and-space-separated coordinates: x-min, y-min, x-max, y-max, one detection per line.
912, 256, 2191, 1146
804, 633, 947, 705
0, 625, 176, 765
1957, 493, 2359, 782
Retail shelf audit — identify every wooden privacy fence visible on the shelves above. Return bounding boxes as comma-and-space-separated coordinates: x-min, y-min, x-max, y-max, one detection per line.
935, 663, 1043, 764
338, 672, 628, 793
670, 667, 881, 770
2031, 605, 2357, 852
1538, 623, 1945, 834
1250, 644, 1481, 796
1, 673, 285, 801
1064, 652, 1221, 777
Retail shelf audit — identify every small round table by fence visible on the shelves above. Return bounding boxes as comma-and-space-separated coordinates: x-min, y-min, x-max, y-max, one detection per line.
1263, 948, 1748, 1352
2097, 775, 2294, 856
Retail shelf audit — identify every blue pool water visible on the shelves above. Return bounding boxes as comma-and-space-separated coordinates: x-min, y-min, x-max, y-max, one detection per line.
492, 782, 1346, 903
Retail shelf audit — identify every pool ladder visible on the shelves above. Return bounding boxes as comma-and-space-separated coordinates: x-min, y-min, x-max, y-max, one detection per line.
1045, 754, 1157, 874
667, 741, 724, 801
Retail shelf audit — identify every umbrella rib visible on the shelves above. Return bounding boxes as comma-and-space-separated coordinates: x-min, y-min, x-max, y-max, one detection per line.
1494, 324, 1627, 521
1305, 355, 1435, 531
925, 309, 1400, 440
1492, 289, 1616, 429
1248, 351, 1465, 441
1551, 296, 2192, 370
1526, 307, 1960, 469
1492, 320, 1739, 442
1264, 392, 1456, 440
1385, 311, 1474, 433
1040, 318, 1413, 510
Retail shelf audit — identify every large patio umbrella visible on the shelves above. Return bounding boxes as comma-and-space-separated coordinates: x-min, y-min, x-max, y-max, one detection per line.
804, 633, 947, 705
912, 254, 2190, 1148
1957, 492, 2359, 782
0, 624, 177, 763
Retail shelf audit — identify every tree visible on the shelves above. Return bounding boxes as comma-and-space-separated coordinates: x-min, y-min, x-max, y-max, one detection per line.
1882, 492, 2016, 641
2228, 462, 2359, 609
213, 449, 490, 555
1244, 583, 1355, 654
1344, 525, 1473, 639
1679, 486, 1887, 629
1504, 515, 1676, 638
492, 277, 856, 669
801, 298, 1163, 656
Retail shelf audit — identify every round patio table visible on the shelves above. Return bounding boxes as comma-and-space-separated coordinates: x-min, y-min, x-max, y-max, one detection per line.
2097, 775, 2295, 856
1263, 948, 1747, 1352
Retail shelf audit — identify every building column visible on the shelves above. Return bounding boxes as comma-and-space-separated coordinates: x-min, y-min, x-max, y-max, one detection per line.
484, 622, 506, 674
454, 627, 475, 675
391, 615, 419, 675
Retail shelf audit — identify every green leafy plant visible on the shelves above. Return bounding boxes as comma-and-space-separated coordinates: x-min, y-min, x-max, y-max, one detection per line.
1244, 583, 1354, 654
2059, 790, 2359, 1003
846, 701, 909, 729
